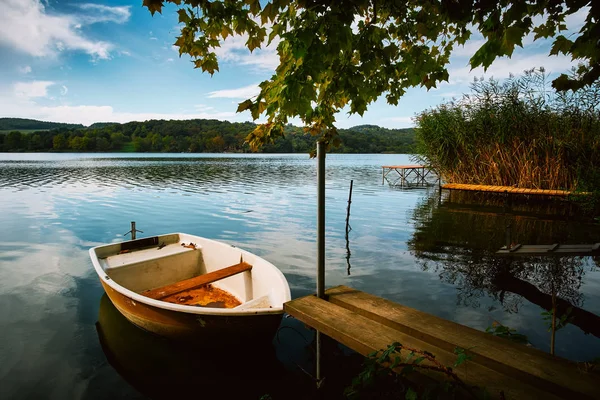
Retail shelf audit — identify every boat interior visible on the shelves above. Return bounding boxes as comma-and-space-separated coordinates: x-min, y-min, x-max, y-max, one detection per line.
93, 234, 283, 311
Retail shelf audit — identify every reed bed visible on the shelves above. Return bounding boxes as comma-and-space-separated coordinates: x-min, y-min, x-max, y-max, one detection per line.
415, 68, 600, 192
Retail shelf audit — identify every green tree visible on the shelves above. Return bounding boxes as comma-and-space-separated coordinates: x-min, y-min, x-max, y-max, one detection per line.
143, 0, 599, 149
6, 131, 22, 150
53, 134, 67, 151
96, 137, 111, 151
110, 132, 125, 150
29, 134, 43, 151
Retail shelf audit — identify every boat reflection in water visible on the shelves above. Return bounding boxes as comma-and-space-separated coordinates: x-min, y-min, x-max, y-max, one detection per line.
95, 294, 292, 399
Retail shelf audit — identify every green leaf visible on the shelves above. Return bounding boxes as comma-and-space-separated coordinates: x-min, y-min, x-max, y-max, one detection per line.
502, 26, 525, 56
550, 36, 573, 56
237, 100, 253, 113
453, 347, 473, 367
405, 388, 418, 400
177, 8, 190, 24
143, 0, 163, 15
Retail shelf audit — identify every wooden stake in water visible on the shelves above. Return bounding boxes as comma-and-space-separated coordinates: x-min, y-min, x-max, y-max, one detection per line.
345, 180, 353, 235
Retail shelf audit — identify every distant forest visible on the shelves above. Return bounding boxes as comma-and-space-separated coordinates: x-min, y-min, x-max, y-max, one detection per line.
0, 118, 415, 153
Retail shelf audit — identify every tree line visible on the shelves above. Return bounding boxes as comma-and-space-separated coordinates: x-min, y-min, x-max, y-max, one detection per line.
0, 119, 415, 154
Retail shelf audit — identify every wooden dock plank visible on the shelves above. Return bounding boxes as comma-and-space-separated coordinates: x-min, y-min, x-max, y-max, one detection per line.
382, 165, 426, 169
141, 262, 252, 300
325, 286, 598, 399
285, 294, 569, 399
497, 243, 600, 256
442, 183, 573, 197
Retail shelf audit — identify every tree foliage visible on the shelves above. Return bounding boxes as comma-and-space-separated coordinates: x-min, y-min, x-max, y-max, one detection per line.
143, 0, 599, 149
0, 118, 83, 131
0, 118, 415, 154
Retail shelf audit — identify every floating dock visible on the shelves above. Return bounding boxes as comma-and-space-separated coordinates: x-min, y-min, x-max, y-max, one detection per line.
441, 183, 573, 197
284, 286, 599, 399
382, 165, 437, 186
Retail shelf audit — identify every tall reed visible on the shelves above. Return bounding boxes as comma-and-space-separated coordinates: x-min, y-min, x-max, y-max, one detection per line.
415, 68, 600, 191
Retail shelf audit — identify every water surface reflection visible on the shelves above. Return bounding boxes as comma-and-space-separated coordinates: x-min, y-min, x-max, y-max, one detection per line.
1, 153, 599, 399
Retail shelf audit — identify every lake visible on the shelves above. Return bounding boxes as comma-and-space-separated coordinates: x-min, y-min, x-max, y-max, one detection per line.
1, 153, 599, 399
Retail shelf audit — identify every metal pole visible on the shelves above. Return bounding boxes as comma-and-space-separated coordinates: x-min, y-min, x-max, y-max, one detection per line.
131, 221, 137, 240
316, 140, 326, 388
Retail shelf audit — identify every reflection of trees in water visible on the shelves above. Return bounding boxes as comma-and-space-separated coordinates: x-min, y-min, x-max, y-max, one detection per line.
408, 191, 600, 337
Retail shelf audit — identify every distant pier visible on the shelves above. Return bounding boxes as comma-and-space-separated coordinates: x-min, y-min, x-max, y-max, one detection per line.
381, 165, 437, 186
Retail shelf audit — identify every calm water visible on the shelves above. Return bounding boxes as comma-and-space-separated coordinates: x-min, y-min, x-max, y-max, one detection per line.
1, 153, 599, 399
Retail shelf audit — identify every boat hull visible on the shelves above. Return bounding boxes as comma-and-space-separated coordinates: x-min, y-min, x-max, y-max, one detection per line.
102, 281, 283, 343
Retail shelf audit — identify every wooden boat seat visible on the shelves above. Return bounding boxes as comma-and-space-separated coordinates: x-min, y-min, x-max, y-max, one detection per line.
142, 262, 252, 300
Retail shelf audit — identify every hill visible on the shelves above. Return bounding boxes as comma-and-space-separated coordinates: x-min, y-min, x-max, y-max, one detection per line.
0, 118, 415, 153
0, 118, 84, 131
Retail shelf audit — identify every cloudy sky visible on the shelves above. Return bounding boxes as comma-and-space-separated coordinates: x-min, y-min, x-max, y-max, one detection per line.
0, 0, 585, 128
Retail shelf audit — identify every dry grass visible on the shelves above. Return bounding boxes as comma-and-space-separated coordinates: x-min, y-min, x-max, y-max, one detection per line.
415, 68, 600, 192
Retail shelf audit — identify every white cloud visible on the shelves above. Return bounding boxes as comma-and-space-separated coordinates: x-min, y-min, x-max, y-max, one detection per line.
14, 81, 55, 99
60, 85, 68, 96
207, 84, 261, 99
195, 104, 215, 112
213, 33, 280, 71
381, 116, 415, 126
18, 65, 32, 74
0, 0, 113, 60
434, 91, 463, 98
448, 52, 575, 84
166, 58, 174, 62
452, 39, 486, 58
75, 3, 131, 24
0, 85, 244, 126
35, 106, 239, 126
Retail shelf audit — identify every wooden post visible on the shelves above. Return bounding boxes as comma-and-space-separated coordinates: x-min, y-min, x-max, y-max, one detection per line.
125, 221, 143, 240
345, 180, 353, 276
317, 141, 326, 300
316, 140, 326, 388
345, 180, 353, 234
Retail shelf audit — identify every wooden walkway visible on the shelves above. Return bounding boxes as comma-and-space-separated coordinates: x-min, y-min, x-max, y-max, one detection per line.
284, 286, 599, 399
497, 243, 600, 256
382, 165, 437, 186
442, 183, 573, 197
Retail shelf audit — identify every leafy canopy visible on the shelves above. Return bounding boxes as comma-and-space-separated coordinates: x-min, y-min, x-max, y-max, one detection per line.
143, 0, 599, 149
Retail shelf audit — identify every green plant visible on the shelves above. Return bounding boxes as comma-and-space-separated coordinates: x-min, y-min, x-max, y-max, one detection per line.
416, 67, 600, 193
144, 1, 599, 148
541, 307, 574, 332
485, 322, 529, 345
345, 342, 486, 399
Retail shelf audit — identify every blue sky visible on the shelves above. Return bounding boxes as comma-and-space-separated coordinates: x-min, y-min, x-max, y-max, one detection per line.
0, 0, 585, 128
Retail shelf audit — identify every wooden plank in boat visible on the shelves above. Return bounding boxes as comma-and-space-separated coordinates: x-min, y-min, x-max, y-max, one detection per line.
324, 286, 598, 399
284, 294, 567, 399
142, 262, 252, 300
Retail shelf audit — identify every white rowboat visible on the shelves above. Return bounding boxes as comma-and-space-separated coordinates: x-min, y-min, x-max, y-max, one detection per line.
89, 233, 291, 341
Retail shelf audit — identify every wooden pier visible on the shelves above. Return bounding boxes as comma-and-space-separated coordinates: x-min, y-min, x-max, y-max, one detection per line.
284, 286, 599, 399
442, 183, 573, 197
497, 243, 600, 256
382, 165, 437, 186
